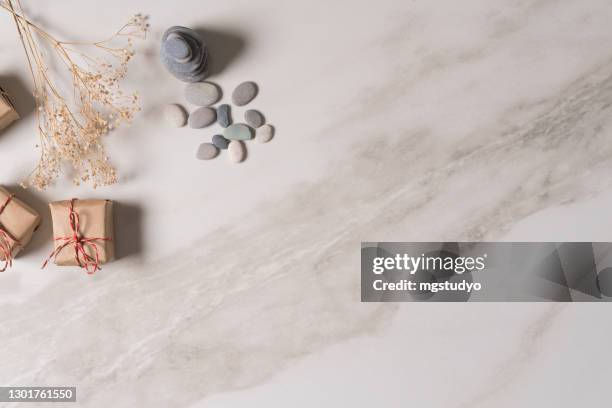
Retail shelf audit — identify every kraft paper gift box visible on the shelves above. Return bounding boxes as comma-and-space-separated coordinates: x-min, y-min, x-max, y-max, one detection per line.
48, 199, 115, 271
0, 88, 19, 131
0, 187, 41, 266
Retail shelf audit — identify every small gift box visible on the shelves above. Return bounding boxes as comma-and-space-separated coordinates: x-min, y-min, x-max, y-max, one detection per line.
0, 186, 41, 271
0, 87, 19, 131
45, 199, 114, 274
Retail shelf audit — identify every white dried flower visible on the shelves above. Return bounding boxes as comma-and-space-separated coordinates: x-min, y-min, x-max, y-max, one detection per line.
1, 0, 148, 190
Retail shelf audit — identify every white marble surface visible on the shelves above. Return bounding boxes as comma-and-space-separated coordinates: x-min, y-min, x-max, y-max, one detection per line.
1, 0, 612, 406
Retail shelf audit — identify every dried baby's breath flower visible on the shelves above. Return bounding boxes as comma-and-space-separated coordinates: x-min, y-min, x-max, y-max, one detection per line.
1, 0, 148, 190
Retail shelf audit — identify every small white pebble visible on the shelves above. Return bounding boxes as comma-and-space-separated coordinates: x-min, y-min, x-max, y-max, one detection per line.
228, 140, 246, 163
163, 104, 187, 127
256, 124, 274, 143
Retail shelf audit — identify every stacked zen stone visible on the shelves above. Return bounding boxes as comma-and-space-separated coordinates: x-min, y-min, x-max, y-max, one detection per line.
161, 26, 208, 82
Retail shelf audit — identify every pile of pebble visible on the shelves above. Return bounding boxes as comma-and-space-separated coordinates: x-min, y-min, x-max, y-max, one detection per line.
160, 26, 274, 163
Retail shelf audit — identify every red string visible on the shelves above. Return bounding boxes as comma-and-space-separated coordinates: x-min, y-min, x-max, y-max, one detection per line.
0, 194, 20, 272
42, 199, 111, 275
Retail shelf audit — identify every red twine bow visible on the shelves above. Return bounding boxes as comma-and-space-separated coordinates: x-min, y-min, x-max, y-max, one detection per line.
0, 194, 20, 272
42, 199, 111, 275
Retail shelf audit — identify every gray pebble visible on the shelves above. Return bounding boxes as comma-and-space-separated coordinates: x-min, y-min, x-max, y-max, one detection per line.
244, 110, 265, 128
163, 104, 187, 127
185, 82, 220, 106
228, 140, 246, 163
160, 26, 208, 83
212, 134, 230, 150
217, 104, 232, 128
165, 36, 191, 61
256, 124, 274, 143
223, 123, 253, 140
232, 81, 258, 106
188, 107, 217, 128
196, 143, 219, 160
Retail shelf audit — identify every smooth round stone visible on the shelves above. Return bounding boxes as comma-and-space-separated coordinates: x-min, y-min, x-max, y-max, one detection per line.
223, 123, 253, 140
185, 82, 220, 106
244, 109, 264, 128
163, 104, 187, 127
217, 104, 232, 128
188, 107, 217, 128
212, 134, 230, 150
165, 36, 191, 61
256, 124, 274, 143
232, 81, 258, 106
228, 140, 246, 163
196, 143, 219, 160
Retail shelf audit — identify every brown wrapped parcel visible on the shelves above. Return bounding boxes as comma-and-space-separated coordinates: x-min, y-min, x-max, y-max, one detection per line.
48, 199, 114, 273
0, 88, 19, 131
0, 187, 41, 270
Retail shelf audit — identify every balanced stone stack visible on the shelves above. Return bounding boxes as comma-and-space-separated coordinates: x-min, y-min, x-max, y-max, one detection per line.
160, 26, 208, 83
